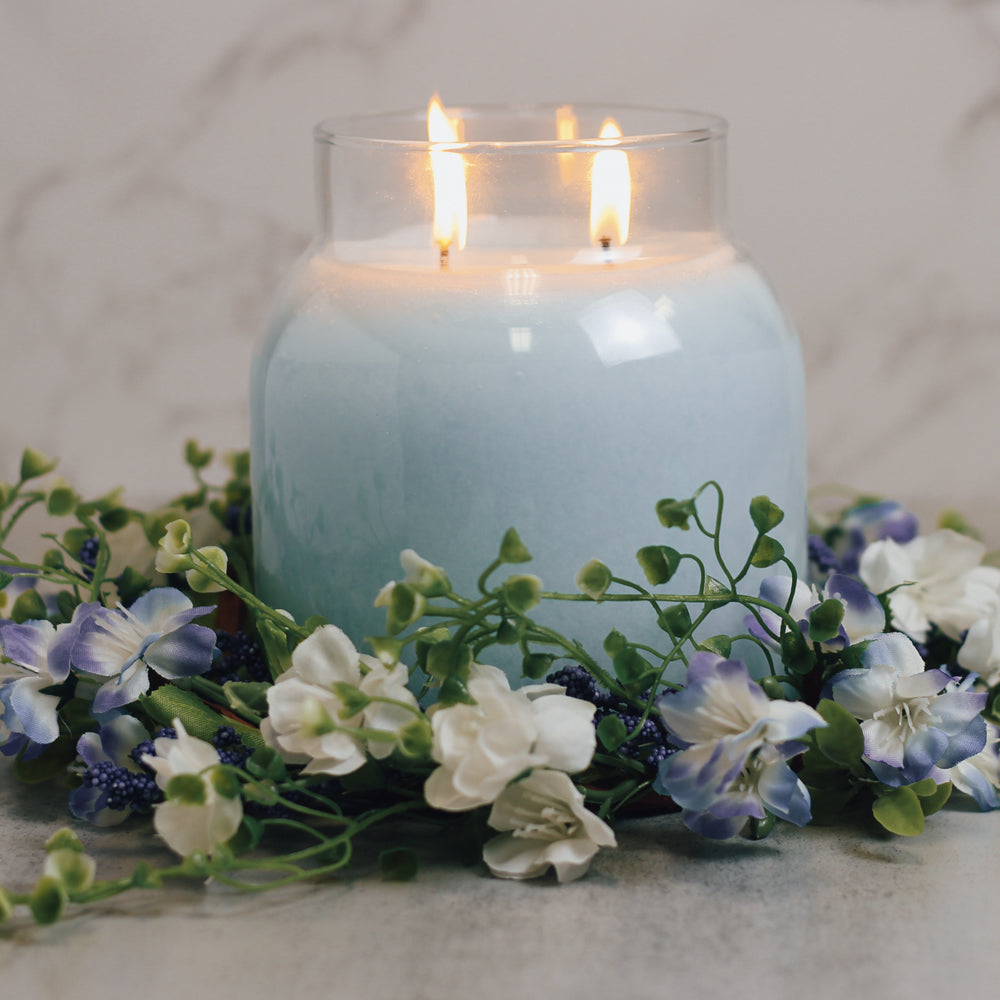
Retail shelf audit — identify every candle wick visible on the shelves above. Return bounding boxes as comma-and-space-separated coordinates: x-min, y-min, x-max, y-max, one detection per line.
600, 236, 611, 250
439, 244, 450, 271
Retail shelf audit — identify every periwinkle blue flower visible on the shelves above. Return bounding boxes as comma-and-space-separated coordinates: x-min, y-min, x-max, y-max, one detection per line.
829, 633, 987, 787
70, 715, 158, 826
653, 653, 826, 839
71, 588, 216, 713
837, 500, 919, 575
0, 602, 102, 754
746, 573, 885, 652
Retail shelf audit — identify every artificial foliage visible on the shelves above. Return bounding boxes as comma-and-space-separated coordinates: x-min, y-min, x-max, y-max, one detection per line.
0, 443, 998, 925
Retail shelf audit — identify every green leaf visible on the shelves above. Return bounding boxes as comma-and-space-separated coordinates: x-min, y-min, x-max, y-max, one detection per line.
130, 862, 162, 890
576, 559, 612, 601
115, 566, 151, 605
44, 848, 96, 894
227, 817, 263, 855
331, 682, 371, 718
185, 545, 228, 592
872, 785, 925, 836
184, 439, 215, 469
11, 588, 47, 623
758, 676, 786, 700
13, 735, 78, 783
379, 847, 419, 882
62, 526, 92, 557
751, 536, 785, 568
603, 629, 627, 656
749, 495, 785, 533
808, 599, 845, 643
99, 507, 130, 532
437, 673, 476, 707
597, 714, 628, 751
425, 640, 473, 682
498, 527, 532, 564
936, 508, 982, 541
495, 618, 523, 645
29, 876, 66, 925
636, 545, 681, 586
0, 570, 13, 591
780, 629, 814, 675
256, 617, 294, 678
386, 582, 425, 634
814, 699, 865, 769
140, 687, 264, 748
522, 652, 555, 680
222, 681, 270, 718
42, 549, 65, 571
20, 447, 57, 481
697, 634, 732, 658
246, 746, 287, 781
210, 768, 242, 800
655, 497, 695, 530
502, 574, 542, 614
55, 589, 80, 621
658, 603, 693, 637
166, 773, 207, 805
46, 486, 76, 517
743, 812, 775, 840
398, 719, 433, 758
366, 635, 402, 665
226, 449, 251, 480
45, 828, 85, 854
613, 647, 652, 685
0, 886, 15, 922
915, 780, 952, 817
242, 779, 279, 806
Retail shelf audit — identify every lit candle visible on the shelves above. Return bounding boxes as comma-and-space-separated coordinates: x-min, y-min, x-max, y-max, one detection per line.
251, 103, 806, 670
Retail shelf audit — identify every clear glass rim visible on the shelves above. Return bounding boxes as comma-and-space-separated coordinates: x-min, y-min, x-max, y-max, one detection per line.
314, 103, 727, 152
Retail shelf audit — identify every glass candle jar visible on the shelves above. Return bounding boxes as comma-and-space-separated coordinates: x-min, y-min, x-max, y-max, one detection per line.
251, 104, 806, 669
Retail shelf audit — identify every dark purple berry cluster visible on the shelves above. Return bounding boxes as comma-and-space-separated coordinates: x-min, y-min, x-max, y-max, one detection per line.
78, 536, 100, 569
78, 759, 161, 811
547, 665, 614, 708
225, 504, 252, 535
212, 725, 253, 767
209, 629, 269, 684
547, 665, 674, 773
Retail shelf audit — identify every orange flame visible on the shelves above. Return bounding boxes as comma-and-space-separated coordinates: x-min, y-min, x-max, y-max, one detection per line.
589, 118, 631, 247
428, 95, 467, 253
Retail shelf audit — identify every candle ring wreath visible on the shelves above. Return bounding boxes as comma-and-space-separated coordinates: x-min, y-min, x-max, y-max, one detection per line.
0, 441, 998, 926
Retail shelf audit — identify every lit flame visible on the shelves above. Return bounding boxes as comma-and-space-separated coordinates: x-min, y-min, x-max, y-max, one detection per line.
589, 118, 631, 248
556, 104, 578, 185
428, 95, 467, 254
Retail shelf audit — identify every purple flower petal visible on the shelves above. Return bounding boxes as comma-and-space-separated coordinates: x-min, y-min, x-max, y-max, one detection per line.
92, 661, 152, 714
143, 623, 216, 680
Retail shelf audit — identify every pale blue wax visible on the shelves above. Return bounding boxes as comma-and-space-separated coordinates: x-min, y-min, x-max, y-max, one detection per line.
251, 239, 806, 679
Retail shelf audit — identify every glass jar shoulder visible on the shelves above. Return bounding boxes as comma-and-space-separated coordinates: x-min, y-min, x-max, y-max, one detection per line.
255, 241, 798, 370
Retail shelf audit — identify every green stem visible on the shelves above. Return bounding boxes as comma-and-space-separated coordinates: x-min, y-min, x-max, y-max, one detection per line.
188, 548, 309, 640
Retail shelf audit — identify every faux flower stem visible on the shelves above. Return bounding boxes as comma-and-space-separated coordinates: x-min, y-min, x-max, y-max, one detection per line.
188, 547, 310, 640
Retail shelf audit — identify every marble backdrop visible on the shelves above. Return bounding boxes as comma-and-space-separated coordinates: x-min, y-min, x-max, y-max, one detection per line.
2, 0, 999, 532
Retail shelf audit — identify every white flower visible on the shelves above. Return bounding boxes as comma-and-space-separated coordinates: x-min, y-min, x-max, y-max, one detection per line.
482, 769, 616, 882
859, 530, 1000, 642
142, 720, 243, 857
957, 612, 1000, 687
424, 664, 596, 812
830, 633, 987, 787
261, 624, 420, 775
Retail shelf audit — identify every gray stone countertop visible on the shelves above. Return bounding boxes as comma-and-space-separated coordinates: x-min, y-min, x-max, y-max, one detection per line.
1, 761, 998, 1000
